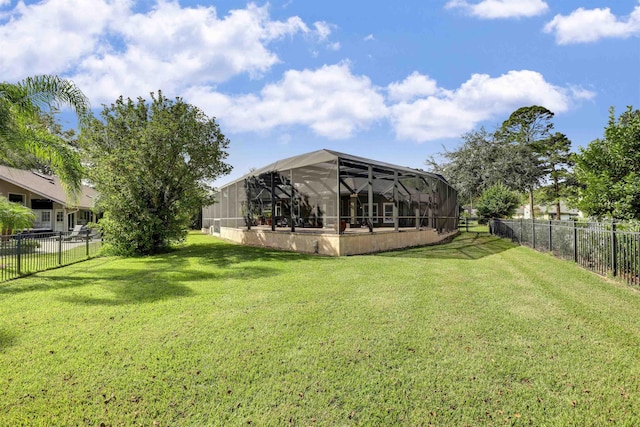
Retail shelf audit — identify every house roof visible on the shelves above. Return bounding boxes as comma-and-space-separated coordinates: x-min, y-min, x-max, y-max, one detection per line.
225, 148, 448, 187
0, 165, 97, 209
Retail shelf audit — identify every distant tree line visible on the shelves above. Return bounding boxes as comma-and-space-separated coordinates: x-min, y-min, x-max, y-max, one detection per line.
428, 105, 639, 222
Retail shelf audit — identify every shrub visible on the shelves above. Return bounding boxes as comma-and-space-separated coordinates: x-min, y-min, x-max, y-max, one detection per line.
476, 183, 520, 220
0, 196, 35, 234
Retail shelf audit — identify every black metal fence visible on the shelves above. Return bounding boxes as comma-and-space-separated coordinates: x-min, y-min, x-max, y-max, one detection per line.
490, 219, 640, 285
0, 230, 102, 282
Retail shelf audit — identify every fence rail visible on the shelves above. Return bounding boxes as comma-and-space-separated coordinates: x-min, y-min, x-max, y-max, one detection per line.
0, 230, 102, 282
490, 219, 640, 285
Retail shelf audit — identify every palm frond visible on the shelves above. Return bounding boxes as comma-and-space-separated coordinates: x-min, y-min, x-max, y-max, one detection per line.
0, 75, 88, 200
15, 75, 91, 128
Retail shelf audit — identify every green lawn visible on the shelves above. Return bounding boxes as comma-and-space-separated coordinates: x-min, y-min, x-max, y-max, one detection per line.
2, 232, 640, 426
458, 218, 488, 233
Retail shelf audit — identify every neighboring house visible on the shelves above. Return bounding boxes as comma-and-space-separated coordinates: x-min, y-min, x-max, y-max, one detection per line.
514, 206, 526, 218
461, 205, 478, 217
513, 202, 582, 220
0, 165, 98, 232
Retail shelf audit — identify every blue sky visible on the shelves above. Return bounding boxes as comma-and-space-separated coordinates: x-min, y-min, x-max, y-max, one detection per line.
1, 0, 638, 185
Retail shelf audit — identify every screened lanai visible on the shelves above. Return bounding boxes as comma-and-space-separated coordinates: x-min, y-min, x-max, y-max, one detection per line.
203, 149, 458, 255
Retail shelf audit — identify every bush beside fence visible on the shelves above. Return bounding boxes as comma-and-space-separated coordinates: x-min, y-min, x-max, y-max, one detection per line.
0, 230, 102, 282
490, 219, 640, 285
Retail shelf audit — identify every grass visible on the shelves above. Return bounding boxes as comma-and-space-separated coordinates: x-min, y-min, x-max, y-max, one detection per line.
2, 232, 640, 426
1, 238, 102, 281
458, 218, 489, 234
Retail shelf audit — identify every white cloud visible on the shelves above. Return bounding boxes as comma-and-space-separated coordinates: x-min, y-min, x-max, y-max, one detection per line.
363, 34, 375, 41
187, 66, 589, 143
0, 0, 594, 144
568, 85, 596, 101
0, 1, 319, 103
387, 72, 440, 102
445, 0, 548, 19
388, 70, 589, 142
544, 5, 640, 44
0, 0, 131, 81
186, 62, 387, 139
327, 41, 341, 51
313, 21, 332, 40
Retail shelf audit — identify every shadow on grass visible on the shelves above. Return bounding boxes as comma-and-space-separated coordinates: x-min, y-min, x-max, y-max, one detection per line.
0, 237, 314, 305
0, 328, 17, 352
180, 240, 318, 269
57, 275, 195, 306
0, 257, 117, 296
375, 232, 516, 260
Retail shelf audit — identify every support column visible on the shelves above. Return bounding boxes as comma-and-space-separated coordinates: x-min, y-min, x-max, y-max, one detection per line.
393, 170, 399, 232
271, 172, 276, 232
349, 194, 357, 227
368, 165, 373, 233
235, 180, 239, 229
336, 158, 342, 234
225, 186, 229, 230
290, 170, 295, 233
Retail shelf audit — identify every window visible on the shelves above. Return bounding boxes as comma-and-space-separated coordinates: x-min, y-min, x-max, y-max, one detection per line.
41, 211, 51, 222
362, 203, 379, 223
8, 193, 25, 205
383, 203, 394, 224
31, 199, 53, 209
56, 212, 64, 222
78, 210, 92, 225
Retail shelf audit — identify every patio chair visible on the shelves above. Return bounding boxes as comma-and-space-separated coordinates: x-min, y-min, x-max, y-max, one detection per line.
63, 225, 85, 241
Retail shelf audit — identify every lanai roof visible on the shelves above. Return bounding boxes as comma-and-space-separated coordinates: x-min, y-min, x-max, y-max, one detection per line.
225, 149, 448, 187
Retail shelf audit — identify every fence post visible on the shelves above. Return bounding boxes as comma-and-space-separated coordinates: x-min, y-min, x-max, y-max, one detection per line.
573, 221, 578, 263
532, 219, 536, 249
16, 234, 21, 276
85, 229, 90, 257
519, 218, 523, 244
611, 221, 617, 277
549, 220, 553, 252
58, 231, 63, 265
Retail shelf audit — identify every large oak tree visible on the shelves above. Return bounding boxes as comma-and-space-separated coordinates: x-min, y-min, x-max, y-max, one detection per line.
81, 91, 232, 255
575, 106, 640, 220
499, 105, 554, 219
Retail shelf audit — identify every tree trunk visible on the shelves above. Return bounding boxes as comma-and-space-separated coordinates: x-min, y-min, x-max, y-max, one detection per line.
554, 174, 561, 220
529, 188, 535, 220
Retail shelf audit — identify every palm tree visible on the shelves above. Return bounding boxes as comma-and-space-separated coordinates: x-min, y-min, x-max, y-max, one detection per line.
0, 75, 90, 197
